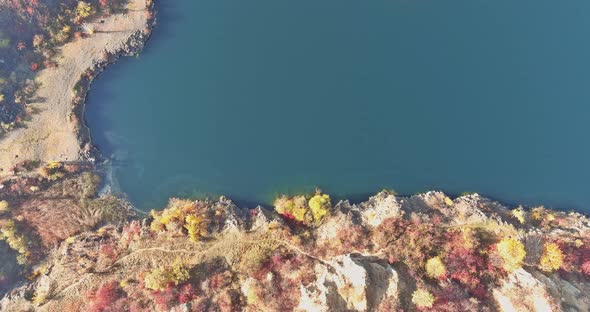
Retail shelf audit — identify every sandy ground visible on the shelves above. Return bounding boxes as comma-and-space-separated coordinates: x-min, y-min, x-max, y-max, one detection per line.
0, 0, 148, 172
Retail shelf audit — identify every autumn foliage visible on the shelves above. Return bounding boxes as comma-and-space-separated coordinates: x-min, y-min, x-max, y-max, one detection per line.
144, 261, 190, 291
150, 283, 196, 310
87, 281, 126, 312
539, 242, 564, 272
1, 191, 589, 311
495, 237, 526, 272
150, 199, 208, 241
274, 191, 331, 226
425, 256, 446, 279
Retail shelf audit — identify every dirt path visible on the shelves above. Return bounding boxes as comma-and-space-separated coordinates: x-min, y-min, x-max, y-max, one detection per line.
0, 0, 149, 172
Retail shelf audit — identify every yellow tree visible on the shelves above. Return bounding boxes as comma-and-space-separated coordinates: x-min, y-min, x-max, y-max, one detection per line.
184, 215, 207, 242
75, 2, 96, 21
539, 243, 564, 272
412, 289, 435, 308
496, 237, 526, 272
308, 193, 331, 224
425, 256, 446, 279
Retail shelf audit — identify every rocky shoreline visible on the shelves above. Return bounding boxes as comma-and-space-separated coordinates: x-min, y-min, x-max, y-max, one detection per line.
0, 189, 588, 311
72, 16, 156, 165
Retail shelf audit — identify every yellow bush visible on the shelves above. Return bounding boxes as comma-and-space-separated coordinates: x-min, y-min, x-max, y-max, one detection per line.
75, 2, 96, 20
184, 215, 206, 242
144, 267, 172, 291
32, 292, 46, 306
0, 220, 31, 265
274, 192, 331, 226
274, 195, 309, 223
531, 207, 546, 221
149, 210, 165, 232
37, 162, 66, 181
144, 261, 189, 291
0, 200, 9, 212
496, 237, 526, 272
51, 24, 71, 44
425, 256, 446, 279
47, 161, 61, 169
308, 193, 331, 223
291, 206, 307, 223
171, 261, 190, 282
412, 289, 435, 308
150, 199, 195, 231
539, 243, 564, 272
444, 196, 454, 206
511, 208, 525, 224
545, 214, 555, 222
151, 199, 210, 243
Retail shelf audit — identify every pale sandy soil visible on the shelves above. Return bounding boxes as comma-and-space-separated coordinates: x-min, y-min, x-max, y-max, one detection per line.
0, 0, 149, 172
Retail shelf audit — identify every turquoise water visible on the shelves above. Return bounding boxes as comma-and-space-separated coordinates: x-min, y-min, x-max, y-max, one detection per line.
86, 0, 590, 211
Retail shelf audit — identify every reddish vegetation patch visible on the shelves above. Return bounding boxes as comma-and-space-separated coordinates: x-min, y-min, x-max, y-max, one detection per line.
19, 198, 88, 247
151, 283, 196, 310
557, 239, 590, 275
87, 281, 127, 312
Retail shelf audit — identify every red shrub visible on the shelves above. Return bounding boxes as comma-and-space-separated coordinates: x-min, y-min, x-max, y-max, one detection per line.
445, 247, 486, 286
555, 240, 590, 274
87, 281, 124, 312
151, 286, 177, 309
122, 220, 142, 245
432, 284, 482, 311
208, 271, 231, 290
150, 282, 197, 309
43, 60, 56, 69
99, 241, 119, 261
216, 290, 236, 312
128, 302, 150, 312
248, 251, 306, 310
373, 217, 409, 248
317, 225, 369, 256
281, 212, 296, 222
385, 221, 445, 272
178, 283, 196, 303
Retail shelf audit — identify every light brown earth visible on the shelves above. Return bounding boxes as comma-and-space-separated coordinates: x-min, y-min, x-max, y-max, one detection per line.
0, 0, 149, 172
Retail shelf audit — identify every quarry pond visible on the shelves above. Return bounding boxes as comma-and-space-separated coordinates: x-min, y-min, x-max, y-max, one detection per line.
85, 0, 590, 211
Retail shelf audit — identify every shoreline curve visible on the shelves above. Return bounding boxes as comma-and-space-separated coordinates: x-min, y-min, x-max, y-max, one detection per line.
0, 0, 155, 173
